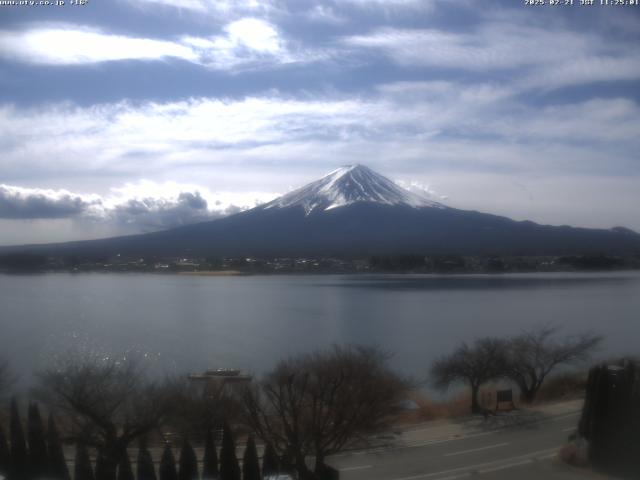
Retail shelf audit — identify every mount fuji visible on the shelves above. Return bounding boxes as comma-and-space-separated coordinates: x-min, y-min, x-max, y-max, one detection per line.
260, 165, 442, 214
8, 165, 640, 257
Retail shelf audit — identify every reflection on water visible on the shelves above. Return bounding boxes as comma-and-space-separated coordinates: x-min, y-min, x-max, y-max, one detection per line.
322, 273, 635, 291
1, 271, 639, 389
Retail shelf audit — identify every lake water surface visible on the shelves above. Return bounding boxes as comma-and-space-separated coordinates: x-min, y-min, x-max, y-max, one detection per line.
1, 272, 639, 388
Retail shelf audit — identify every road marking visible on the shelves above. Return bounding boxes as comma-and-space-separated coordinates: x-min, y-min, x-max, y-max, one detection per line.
562, 427, 576, 432
388, 446, 560, 480
340, 465, 373, 472
443, 442, 509, 457
420, 454, 557, 480
549, 411, 580, 421
332, 431, 497, 458
432, 474, 471, 480
480, 459, 533, 473
332, 410, 580, 459
406, 431, 496, 449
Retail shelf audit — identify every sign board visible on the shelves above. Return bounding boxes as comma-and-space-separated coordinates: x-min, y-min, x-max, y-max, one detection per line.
496, 389, 513, 403
495, 389, 516, 411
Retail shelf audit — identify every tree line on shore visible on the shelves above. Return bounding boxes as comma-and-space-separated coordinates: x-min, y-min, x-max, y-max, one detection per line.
0, 327, 601, 480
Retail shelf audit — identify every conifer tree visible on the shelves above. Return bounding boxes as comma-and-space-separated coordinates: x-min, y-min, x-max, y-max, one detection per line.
117, 450, 135, 480
178, 438, 199, 480
74, 443, 95, 480
137, 438, 157, 480
261, 443, 279, 478
47, 414, 71, 480
219, 424, 240, 480
0, 422, 9, 477
279, 449, 295, 476
159, 444, 178, 480
9, 398, 28, 480
242, 436, 260, 480
28, 403, 48, 477
202, 429, 219, 480
95, 451, 109, 480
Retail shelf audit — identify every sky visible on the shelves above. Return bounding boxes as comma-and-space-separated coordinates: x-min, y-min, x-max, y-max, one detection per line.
0, 0, 639, 246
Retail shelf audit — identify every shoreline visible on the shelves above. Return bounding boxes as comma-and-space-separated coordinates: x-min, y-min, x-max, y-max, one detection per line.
1, 268, 640, 276
177, 270, 245, 276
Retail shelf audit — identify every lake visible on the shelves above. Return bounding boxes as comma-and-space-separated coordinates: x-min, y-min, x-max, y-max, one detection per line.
1, 271, 639, 391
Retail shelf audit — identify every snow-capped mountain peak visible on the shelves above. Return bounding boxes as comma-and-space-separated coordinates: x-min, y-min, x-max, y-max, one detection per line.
262, 164, 444, 215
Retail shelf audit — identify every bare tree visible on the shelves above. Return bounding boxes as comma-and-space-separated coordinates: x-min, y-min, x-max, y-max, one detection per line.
505, 325, 602, 403
430, 337, 508, 414
162, 375, 239, 441
36, 355, 174, 480
242, 345, 409, 480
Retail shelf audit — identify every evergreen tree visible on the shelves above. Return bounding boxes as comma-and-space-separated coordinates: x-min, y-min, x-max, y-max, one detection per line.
74, 443, 95, 480
202, 429, 219, 480
242, 436, 260, 480
279, 448, 295, 477
261, 443, 279, 478
117, 450, 135, 480
178, 438, 199, 480
95, 451, 109, 480
219, 424, 240, 480
159, 444, 178, 480
47, 414, 71, 480
0, 422, 9, 477
137, 438, 157, 480
9, 398, 28, 480
27, 403, 48, 477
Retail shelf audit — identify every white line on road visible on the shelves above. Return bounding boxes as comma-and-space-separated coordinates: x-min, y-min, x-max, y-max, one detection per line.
334, 410, 581, 459
562, 427, 576, 432
340, 465, 373, 472
478, 452, 556, 475
417, 454, 557, 480
443, 442, 509, 457
549, 411, 581, 421
404, 431, 496, 449
333, 431, 497, 458
388, 446, 560, 480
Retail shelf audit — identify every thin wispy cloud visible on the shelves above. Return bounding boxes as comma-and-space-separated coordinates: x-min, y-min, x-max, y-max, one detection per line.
0, 19, 313, 69
0, 27, 198, 65
120, 0, 279, 16
1, 86, 637, 181
344, 23, 640, 90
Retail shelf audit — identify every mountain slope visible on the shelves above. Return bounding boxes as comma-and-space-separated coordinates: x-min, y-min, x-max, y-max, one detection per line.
260, 165, 442, 214
5, 165, 640, 257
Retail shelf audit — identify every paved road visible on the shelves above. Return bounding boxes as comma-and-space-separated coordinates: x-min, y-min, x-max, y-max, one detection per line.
327, 410, 603, 480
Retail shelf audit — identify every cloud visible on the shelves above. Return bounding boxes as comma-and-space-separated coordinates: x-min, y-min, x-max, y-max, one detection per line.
0, 19, 313, 69
107, 192, 216, 230
1, 85, 638, 189
0, 185, 99, 219
0, 27, 198, 65
304, 5, 347, 24
180, 18, 310, 70
343, 22, 640, 90
338, 0, 435, 11
0, 182, 277, 232
122, 0, 430, 18
101, 180, 276, 231
121, 0, 279, 16
394, 180, 448, 201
